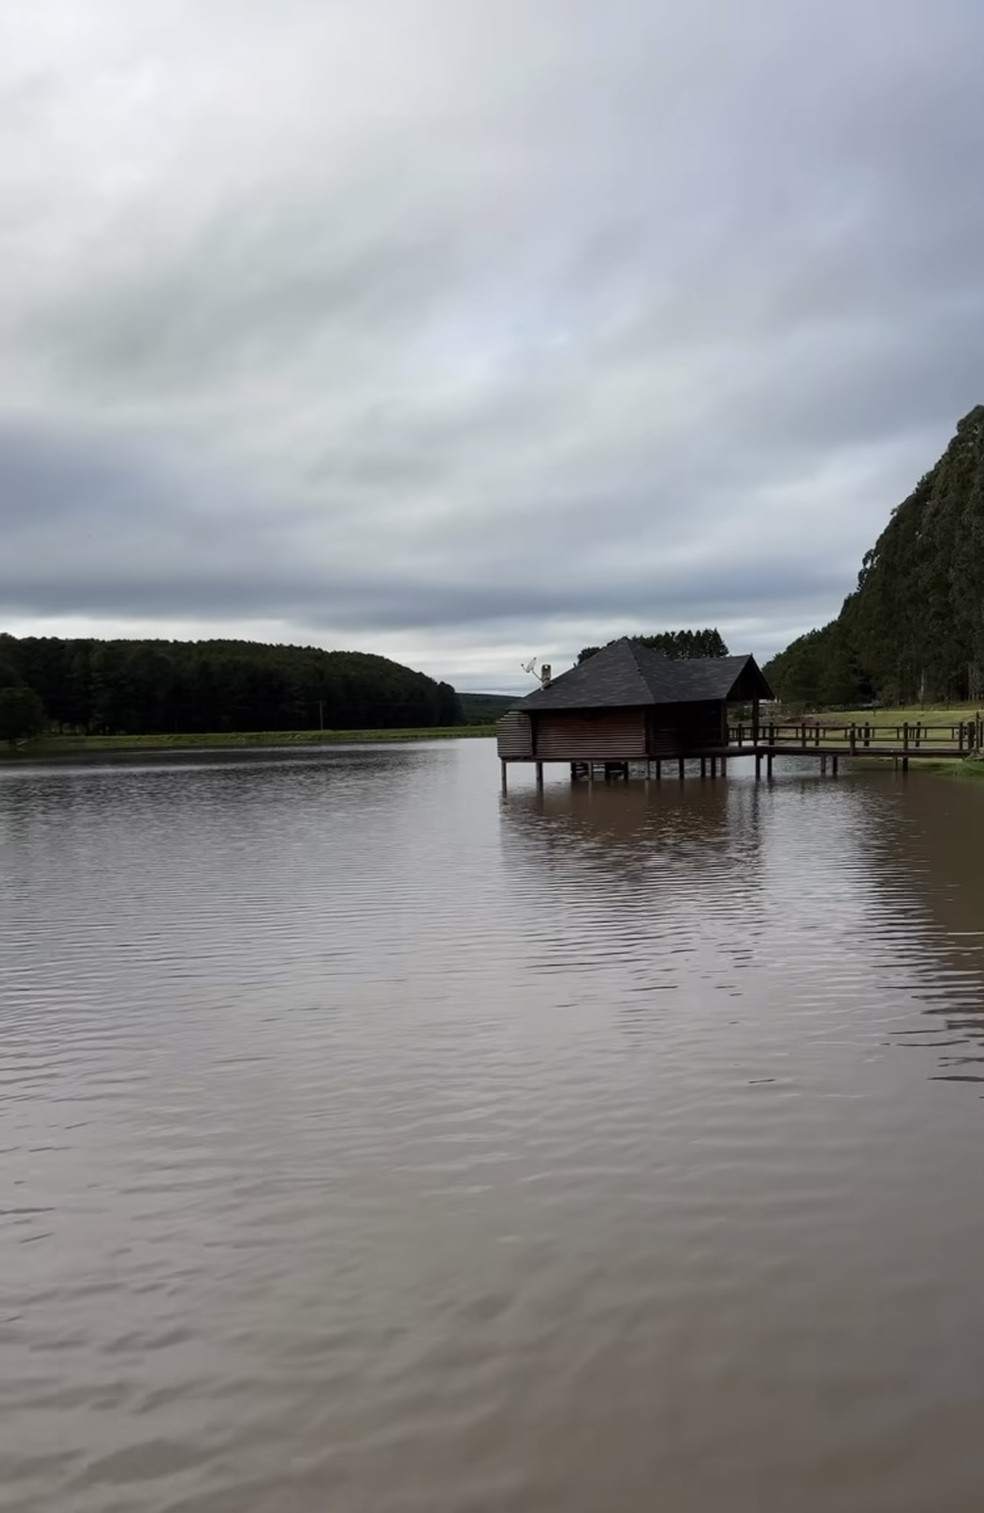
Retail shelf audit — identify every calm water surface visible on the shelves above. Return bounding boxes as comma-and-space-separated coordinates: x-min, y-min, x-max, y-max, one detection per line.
3, 740, 984, 1512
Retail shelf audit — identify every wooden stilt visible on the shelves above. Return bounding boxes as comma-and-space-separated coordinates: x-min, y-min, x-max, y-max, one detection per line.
535, 761, 544, 789
500, 760, 508, 793
655, 758, 662, 780
700, 757, 707, 779
755, 753, 762, 781
678, 756, 685, 781
767, 753, 774, 778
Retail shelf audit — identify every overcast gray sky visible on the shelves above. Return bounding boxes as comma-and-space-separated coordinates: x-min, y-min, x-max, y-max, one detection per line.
2, 1, 982, 690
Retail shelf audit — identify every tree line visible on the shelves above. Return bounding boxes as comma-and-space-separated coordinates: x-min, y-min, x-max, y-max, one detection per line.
764, 406, 984, 707
578, 629, 729, 664
0, 635, 463, 738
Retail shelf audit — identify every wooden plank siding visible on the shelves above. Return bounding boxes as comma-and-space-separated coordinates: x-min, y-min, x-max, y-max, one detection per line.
497, 702, 731, 762
534, 708, 647, 761
496, 711, 533, 759
668, 700, 726, 751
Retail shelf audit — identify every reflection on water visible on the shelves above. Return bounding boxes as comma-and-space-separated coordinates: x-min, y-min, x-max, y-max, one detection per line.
3, 744, 984, 1513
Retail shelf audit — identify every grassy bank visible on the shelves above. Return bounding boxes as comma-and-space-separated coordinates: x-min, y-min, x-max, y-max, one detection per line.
900, 757, 984, 779
796, 705, 984, 779
829, 703, 981, 726
2, 725, 496, 758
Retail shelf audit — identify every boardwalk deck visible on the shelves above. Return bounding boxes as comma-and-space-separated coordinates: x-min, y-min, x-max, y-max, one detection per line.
728, 716, 983, 760
500, 717, 984, 789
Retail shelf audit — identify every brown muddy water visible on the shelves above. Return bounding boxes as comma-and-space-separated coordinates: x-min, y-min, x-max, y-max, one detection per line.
3, 740, 984, 1513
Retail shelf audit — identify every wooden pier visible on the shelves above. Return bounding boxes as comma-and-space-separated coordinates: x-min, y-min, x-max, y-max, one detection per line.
502, 716, 984, 790
726, 715, 984, 775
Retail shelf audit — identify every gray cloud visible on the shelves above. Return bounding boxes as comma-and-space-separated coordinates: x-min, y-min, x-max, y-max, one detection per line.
2, 0, 983, 689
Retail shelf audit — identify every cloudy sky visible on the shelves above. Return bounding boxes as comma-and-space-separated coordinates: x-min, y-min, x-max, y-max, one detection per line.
2, 1, 982, 691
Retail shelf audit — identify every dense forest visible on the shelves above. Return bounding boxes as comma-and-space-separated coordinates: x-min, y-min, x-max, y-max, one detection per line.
457, 691, 515, 723
578, 629, 729, 664
0, 635, 463, 736
765, 406, 984, 707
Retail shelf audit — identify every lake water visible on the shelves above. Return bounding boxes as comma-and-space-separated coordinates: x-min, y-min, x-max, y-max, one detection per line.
3, 740, 984, 1513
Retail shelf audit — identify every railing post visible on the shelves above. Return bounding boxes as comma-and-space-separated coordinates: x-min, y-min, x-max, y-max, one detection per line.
903, 722, 909, 753
850, 723, 857, 754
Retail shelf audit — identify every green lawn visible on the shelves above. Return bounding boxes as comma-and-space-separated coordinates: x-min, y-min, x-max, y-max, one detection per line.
768, 705, 983, 745
756, 704, 984, 777
825, 704, 982, 727
3, 725, 497, 757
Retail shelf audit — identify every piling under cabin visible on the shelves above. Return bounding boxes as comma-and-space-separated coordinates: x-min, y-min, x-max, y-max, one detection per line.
497, 638, 774, 786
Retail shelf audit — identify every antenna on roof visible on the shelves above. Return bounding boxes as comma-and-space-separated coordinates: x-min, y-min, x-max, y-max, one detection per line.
521, 658, 552, 687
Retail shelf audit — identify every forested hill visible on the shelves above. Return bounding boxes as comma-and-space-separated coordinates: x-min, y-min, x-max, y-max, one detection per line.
458, 692, 515, 723
0, 636, 463, 735
765, 406, 984, 706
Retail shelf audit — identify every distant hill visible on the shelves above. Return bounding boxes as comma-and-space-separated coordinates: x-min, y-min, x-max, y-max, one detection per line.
458, 692, 515, 723
765, 406, 984, 706
0, 634, 463, 735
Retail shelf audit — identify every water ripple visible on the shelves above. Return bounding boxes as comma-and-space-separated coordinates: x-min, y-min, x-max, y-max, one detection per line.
3, 747, 984, 1511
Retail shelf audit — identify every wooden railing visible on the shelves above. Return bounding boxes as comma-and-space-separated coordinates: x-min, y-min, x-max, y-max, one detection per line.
727, 717, 984, 755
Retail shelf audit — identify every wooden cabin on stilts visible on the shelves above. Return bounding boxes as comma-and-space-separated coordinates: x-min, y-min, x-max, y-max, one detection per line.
497, 638, 773, 788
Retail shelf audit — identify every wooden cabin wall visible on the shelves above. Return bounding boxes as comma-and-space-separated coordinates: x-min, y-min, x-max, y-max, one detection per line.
647, 701, 725, 755
500, 702, 727, 762
681, 700, 727, 748
646, 707, 680, 756
533, 709, 646, 760
496, 711, 533, 758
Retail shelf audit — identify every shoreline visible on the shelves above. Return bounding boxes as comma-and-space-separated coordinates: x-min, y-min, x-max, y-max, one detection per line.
907, 757, 984, 779
6, 729, 982, 779
1, 726, 497, 760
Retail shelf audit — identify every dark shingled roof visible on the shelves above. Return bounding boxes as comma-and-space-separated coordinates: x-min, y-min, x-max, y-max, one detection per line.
513, 639, 773, 711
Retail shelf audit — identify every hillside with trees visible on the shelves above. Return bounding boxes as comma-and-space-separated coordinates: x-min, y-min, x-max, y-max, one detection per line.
765, 406, 984, 707
0, 636, 462, 736
458, 692, 515, 723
